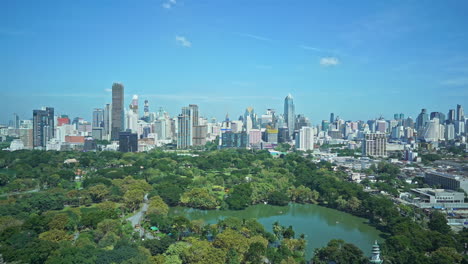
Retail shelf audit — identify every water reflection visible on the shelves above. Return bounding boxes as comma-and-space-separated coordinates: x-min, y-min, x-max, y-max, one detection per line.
169, 203, 382, 259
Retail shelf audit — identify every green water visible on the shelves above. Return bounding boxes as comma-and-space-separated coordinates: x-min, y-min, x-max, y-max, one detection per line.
169, 203, 383, 260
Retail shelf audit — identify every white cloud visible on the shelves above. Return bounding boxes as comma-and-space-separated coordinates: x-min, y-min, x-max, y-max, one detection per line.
175, 36, 192, 47
162, 0, 176, 9
300, 45, 322, 52
104, 88, 112, 92
320, 57, 340, 66
237, 33, 272, 42
441, 77, 468, 86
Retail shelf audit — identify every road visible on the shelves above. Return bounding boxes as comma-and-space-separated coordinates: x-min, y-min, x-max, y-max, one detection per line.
126, 193, 150, 238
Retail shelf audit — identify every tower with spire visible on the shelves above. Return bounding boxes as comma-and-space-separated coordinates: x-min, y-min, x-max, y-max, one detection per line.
370, 241, 383, 264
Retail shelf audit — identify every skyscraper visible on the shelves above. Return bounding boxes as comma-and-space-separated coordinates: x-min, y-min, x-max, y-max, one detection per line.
416, 109, 428, 131
284, 94, 295, 140
296, 126, 314, 151
92, 108, 104, 128
111, 83, 124, 140
177, 107, 193, 149
119, 131, 138, 152
33, 107, 54, 148
362, 133, 386, 157
127, 95, 139, 133
448, 109, 456, 123
189, 104, 199, 126
330, 113, 335, 123
457, 104, 465, 121
13, 113, 19, 129
103, 103, 111, 139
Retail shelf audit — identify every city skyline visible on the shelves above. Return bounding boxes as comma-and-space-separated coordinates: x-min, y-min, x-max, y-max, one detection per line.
2, 1, 468, 123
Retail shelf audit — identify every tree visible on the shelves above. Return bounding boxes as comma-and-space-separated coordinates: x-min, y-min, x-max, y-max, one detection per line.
313, 239, 367, 264
226, 183, 252, 210
147, 195, 169, 215
213, 229, 250, 257
244, 242, 266, 264
87, 184, 109, 203
428, 211, 451, 234
181, 238, 226, 264
180, 188, 219, 209
124, 189, 145, 212
430, 247, 462, 264
39, 229, 73, 242
48, 213, 69, 230
268, 191, 289, 206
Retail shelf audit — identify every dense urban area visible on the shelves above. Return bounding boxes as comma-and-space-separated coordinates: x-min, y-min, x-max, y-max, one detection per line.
1, 85, 467, 263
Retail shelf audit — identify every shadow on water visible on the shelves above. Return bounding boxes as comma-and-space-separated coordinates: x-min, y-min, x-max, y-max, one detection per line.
169, 203, 383, 260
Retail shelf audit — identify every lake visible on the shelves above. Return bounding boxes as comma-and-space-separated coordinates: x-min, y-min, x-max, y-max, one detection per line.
169, 203, 383, 260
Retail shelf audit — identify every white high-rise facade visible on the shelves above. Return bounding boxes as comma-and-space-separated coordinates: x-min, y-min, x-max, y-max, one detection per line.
296, 126, 314, 151
284, 94, 295, 140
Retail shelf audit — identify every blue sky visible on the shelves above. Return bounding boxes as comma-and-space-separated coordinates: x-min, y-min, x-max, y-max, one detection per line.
1, 0, 467, 124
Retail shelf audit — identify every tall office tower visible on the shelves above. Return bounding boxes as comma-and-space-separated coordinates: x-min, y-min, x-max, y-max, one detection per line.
244, 107, 256, 129
445, 123, 455, 141
33, 107, 54, 148
193, 125, 207, 146
376, 119, 387, 133
447, 109, 456, 123
295, 126, 314, 151
393, 113, 399, 120
189, 104, 199, 126
457, 104, 465, 121
111, 83, 124, 140
330, 113, 335, 123
177, 107, 193, 149
362, 133, 387, 157
13, 113, 19, 129
103, 104, 111, 138
404, 117, 414, 128
415, 109, 428, 131
127, 95, 139, 133
284, 94, 295, 140
119, 131, 138, 152
422, 118, 440, 142
92, 108, 104, 128
295, 115, 311, 131
321, 120, 330, 131
144, 100, 149, 118
430, 112, 446, 124
399, 113, 405, 120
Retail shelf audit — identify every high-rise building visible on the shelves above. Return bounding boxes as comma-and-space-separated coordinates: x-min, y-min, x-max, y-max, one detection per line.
330, 113, 335, 123
189, 104, 199, 126
104, 104, 111, 139
13, 113, 19, 129
33, 107, 54, 148
457, 104, 465, 121
92, 108, 104, 128
416, 109, 428, 131
127, 95, 139, 133
430, 112, 445, 124
445, 123, 455, 141
296, 126, 314, 151
284, 94, 295, 140
144, 100, 149, 118
193, 125, 207, 146
119, 131, 138, 152
448, 109, 456, 123
177, 107, 192, 149
422, 118, 440, 142
111, 83, 124, 140
362, 133, 386, 157
321, 120, 330, 131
